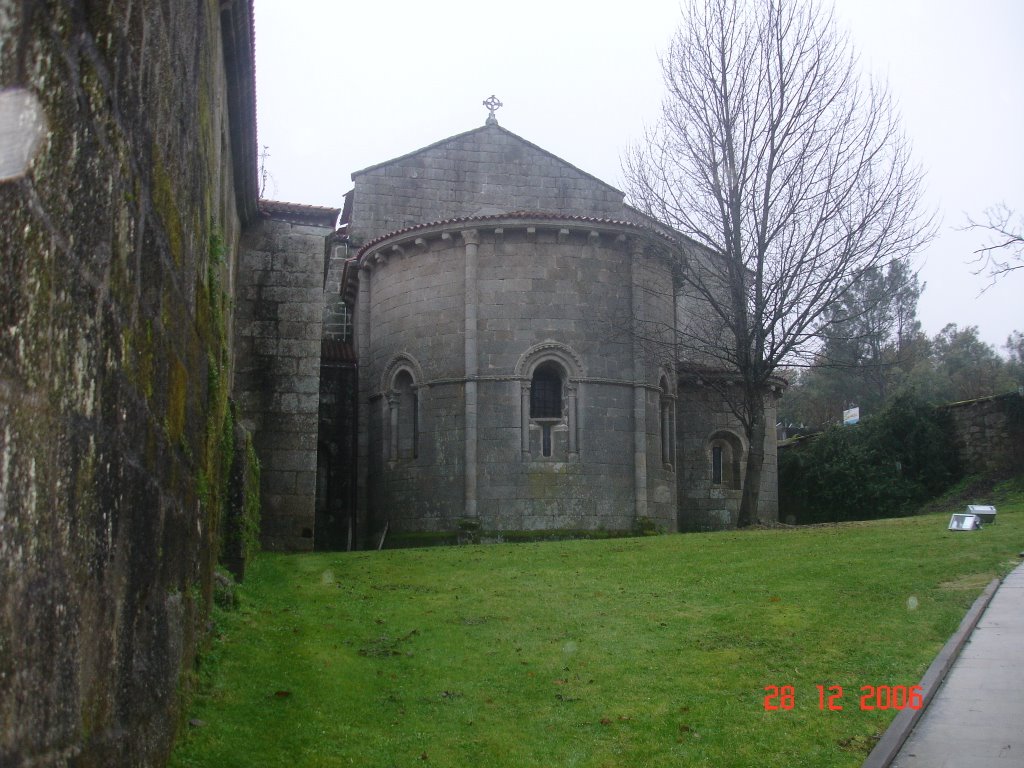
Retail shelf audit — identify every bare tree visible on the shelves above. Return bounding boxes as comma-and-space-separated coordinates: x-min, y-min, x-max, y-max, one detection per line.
625, 0, 933, 526
963, 203, 1023, 289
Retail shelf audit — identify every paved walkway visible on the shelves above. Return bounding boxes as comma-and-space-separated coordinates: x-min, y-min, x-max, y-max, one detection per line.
890, 563, 1024, 768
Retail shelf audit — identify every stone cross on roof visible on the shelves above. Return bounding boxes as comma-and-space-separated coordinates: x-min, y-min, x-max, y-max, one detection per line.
482, 94, 503, 126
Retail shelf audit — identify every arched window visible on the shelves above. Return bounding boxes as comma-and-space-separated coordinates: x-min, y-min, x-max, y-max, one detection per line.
516, 342, 582, 461
708, 430, 743, 490
380, 354, 424, 465
393, 370, 417, 459
530, 362, 563, 419
530, 362, 565, 457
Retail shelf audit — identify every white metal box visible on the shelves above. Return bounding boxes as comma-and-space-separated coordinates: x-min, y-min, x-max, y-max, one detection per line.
966, 504, 997, 524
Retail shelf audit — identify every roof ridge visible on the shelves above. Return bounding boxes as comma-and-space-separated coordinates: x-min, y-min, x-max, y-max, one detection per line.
350, 124, 623, 197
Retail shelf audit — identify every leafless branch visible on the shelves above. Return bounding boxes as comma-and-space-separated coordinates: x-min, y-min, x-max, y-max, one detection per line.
622, 0, 934, 524
961, 203, 1023, 292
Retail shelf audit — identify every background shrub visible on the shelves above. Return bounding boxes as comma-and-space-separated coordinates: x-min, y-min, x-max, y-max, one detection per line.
779, 394, 960, 523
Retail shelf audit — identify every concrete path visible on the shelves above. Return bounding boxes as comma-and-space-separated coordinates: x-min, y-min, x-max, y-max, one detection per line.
889, 563, 1024, 768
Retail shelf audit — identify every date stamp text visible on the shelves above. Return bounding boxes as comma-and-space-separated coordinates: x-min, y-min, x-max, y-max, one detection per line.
763, 684, 923, 712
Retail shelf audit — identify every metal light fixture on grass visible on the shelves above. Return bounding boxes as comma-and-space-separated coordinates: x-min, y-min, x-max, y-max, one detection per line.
967, 505, 997, 524
948, 513, 981, 531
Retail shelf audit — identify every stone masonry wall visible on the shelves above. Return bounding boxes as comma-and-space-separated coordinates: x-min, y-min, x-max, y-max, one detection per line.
315, 358, 357, 549
942, 392, 1024, 477
322, 238, 354, 341
676, 384, 779, 531
360, 222, 678, 535
363, 237, 467, 534
349, 123, 630, 243
234, 215, 331, 550
0, 1, 256, 765
474, 228, 641, 532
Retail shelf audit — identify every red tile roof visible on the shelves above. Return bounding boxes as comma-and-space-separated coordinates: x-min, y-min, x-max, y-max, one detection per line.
259, 199, 341, 228
321, 339, 356, 364
354, 210, 678, 260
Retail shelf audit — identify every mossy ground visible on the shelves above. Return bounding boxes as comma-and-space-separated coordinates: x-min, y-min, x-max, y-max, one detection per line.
171, 487, 1024, 768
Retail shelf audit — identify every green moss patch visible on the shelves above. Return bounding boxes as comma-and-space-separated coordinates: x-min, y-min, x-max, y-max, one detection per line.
150, 149, 184, 267
166, 356, 188, 444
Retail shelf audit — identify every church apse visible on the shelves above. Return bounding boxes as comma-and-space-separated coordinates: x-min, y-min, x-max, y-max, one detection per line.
349, 215, 680, 541
241, 112, 780, 549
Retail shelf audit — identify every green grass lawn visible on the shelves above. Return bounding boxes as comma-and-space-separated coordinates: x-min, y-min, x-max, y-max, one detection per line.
171, 491, 1024, 768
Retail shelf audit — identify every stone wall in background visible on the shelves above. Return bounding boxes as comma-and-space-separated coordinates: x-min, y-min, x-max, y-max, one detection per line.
234, 207, 337, 551
942, 392, 1024, 477
315, 346, 357, 549
0, 1, 258, 764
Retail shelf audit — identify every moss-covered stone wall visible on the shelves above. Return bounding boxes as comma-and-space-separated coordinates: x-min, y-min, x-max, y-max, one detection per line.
0, 1, 257, 764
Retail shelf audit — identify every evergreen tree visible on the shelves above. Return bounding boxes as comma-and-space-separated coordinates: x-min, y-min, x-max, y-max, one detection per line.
927, 324, 1016, 401
1006, 331, 1024, 386
778, 262, 925, 428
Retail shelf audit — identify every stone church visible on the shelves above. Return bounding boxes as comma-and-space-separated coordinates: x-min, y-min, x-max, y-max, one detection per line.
234, 108, 780, 551
6, 6, 787, 761
1, 0, 1011, 756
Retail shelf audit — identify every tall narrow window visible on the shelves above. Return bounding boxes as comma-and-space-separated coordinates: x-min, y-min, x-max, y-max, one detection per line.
541, 424, 553, 457
530, 362, 565, 458
530, 362, 562, 418
708, 431, 743, 489
394, 370, 417, 459
338, 303, 353, 342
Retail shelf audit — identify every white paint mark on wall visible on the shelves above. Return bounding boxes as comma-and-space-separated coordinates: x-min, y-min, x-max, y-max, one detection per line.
0, 88, 47, 182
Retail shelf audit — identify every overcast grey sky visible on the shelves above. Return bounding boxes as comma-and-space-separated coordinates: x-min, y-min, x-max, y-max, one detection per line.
253, 0, 1023, 351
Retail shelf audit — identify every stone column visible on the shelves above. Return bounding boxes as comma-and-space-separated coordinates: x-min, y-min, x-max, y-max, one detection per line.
521, 381, 531, 456
567, 383, 578, 455
387, 393, 398, 462
629, 237, 648, 519
355, 263, 372, 543
462, 229, 480, 519
661, 397, 671, 466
